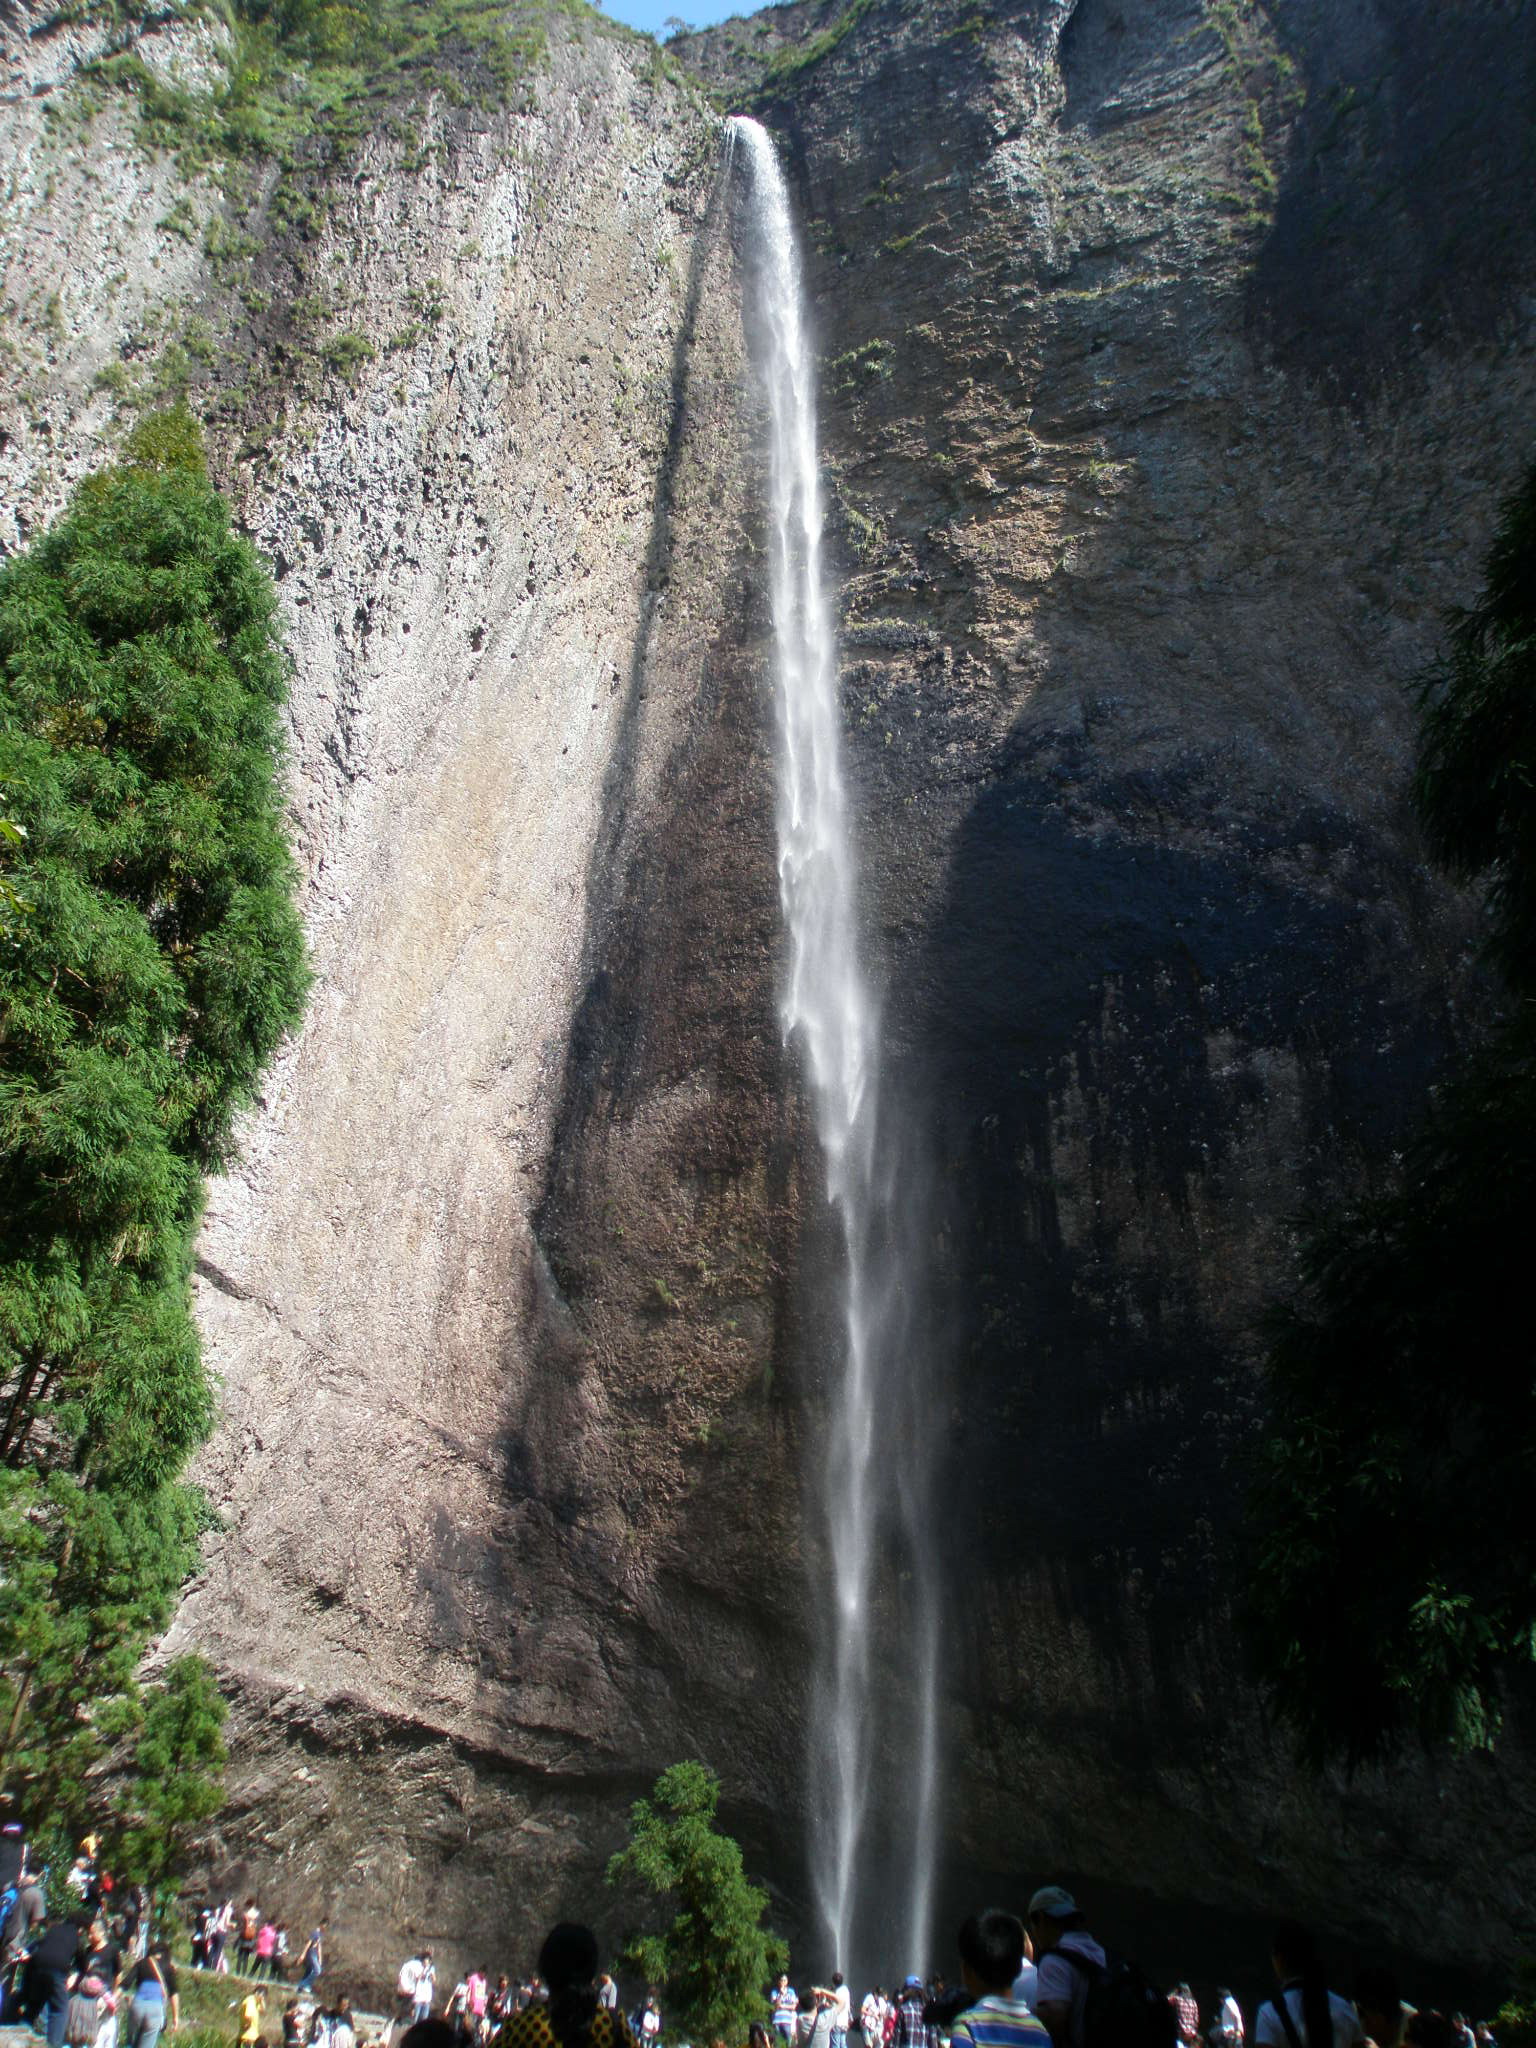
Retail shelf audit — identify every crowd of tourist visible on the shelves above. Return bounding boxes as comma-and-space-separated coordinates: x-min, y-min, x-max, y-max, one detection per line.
0, 1824, 1508, 2048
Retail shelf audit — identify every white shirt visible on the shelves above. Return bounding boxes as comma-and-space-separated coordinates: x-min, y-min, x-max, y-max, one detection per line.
862, 1999, 882, 2035
1256, 1989, 1362, 2048
1011, 1965, 1040, 2013
1222, 2000, 1244, 2041
833, 1991, 852, 2031
642, 2012, 661, 2041
398, 1962, 422, 2000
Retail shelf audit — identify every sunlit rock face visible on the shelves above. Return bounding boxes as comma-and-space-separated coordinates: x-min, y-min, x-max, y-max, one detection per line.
5, 0, 1534, 1994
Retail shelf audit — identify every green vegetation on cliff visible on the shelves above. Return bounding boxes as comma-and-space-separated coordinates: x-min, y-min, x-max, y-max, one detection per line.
58, 0, 626, 184
0, 407, 307, 1868
607, 1762, 788, 2043
1247, 461, 1536, 1765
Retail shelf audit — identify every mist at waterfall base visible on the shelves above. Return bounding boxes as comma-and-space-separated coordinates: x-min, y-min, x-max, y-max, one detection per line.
729, 115, 947, 1985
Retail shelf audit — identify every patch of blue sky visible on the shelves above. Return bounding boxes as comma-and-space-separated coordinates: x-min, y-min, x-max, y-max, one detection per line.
596, 0, 768, 35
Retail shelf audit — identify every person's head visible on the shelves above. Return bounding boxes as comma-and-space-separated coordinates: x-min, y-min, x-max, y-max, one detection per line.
422, 1950, 433, 1964
957, 1912, 1025, 1997
750, 2025, 773, 2048
1356, 1966, 1403, 2048
335, 2000, 351, 2019
1270, 1922, 1316, 1982
400, 2024, 456, 2048
833, 1977, 844, 1992
1026, 1888, 1082, 1955
779, 1977, 790, 1993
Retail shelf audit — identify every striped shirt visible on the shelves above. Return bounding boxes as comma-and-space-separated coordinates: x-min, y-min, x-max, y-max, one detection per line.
950, 1995, 1052, 2048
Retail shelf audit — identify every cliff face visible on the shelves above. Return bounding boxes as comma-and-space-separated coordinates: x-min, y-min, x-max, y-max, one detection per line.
5, 0, 1535, 1993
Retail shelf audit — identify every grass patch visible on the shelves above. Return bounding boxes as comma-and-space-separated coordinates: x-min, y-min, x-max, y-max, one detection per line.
62, 0, 612, 203
751, 0, 878, 100
829, 336, 894, 390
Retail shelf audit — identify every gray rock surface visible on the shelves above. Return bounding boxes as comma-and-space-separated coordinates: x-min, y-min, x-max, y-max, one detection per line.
3, 0, 1535, 2000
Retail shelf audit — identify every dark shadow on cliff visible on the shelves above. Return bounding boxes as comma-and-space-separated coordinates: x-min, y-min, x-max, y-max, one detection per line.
903, 710, 1464, 1715
1246, 0, 1536, 395
528, 144, 735, 1316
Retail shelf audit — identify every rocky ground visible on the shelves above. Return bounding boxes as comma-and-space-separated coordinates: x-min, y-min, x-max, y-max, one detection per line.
3, 0, 1534, 1999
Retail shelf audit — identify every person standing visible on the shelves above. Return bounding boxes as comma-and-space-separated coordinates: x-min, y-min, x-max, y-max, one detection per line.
445, 1977, 471, 2042
298, 1924, 327, 1996
236, 1904, 260, 1978
208, 1903, 233, 1976
414, 1952, 437, 2027
27, 1915, 89, 2048
894, 1980, 928, 2048
1172, 1988, 1201, 2048
774, 1978, 801, 2048
1026, 1890, 1107, 2048
395, 1953, 427, 2042
830, 1977, 852, 2048
235, 1988, 266, 2048
1214, 1994, 1245, 2048
948, 1911, 1051, 2048
597, 1979, 617, 2015
1255, 1925, 1362, 2048
123, 1944, 179, 2048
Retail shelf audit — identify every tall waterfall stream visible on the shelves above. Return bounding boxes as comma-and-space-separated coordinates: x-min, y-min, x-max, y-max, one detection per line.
730, 115, 941, 1980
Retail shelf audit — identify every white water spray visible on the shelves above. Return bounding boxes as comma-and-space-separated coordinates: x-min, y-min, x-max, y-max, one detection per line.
729, 115, 941, 1980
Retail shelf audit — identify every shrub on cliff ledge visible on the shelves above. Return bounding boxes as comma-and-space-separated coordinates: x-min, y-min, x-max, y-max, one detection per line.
0, 407, 307, 1844
607, 1761, 787, 2044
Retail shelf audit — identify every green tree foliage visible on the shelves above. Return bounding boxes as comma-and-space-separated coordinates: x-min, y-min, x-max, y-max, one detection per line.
115, 1655, 229, 1900
0, 406, 307, 1835
607, 1762, 787, 2044
1245, 460, 1536, 1764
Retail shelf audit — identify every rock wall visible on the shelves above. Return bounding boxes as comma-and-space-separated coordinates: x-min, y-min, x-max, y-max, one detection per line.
4, 0, 1536, 1998
678, 0, 1536, 1987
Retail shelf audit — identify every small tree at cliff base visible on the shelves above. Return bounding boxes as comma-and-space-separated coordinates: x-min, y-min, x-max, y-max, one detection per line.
114, 1653, 229, 1902
607, 1761, 787, 2043
0, 405, 305, 1844
1244, 458, 1536, 1764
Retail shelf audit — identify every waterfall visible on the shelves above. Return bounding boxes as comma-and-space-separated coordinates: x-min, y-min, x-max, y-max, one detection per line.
728, 114, 941, 1981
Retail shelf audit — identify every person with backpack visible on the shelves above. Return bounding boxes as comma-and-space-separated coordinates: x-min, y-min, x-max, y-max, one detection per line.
395, 1954, 429, 2041
237, 1902, 261, 1977
2, 1874, 46, 1972
1028, 1887, 1176, 2048
1255, 1924, 1363, 2048
947, 1910, 1050, 2048
1027, 1891, 1106, 2048
123, 1943, 179, 2048
64, 1948, 114, 2048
